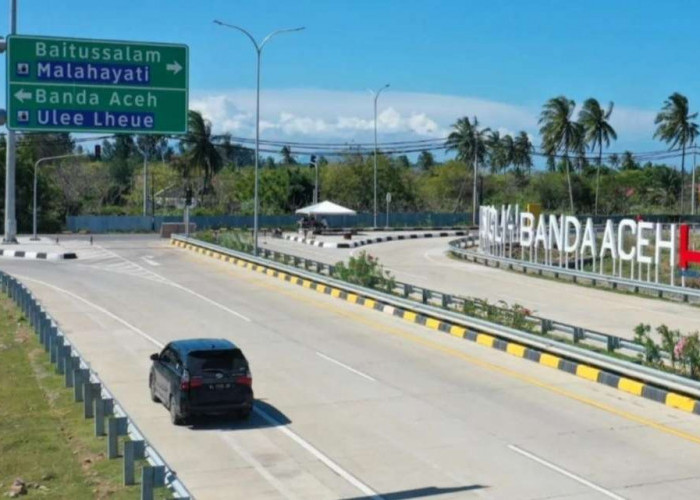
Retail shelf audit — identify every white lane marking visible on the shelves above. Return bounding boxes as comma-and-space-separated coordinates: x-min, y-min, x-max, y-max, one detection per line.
508, 444, 626, 500
15, 275, 165, 349
94, 244, 251, 322
220, 433, 299, 500
254, 407, 383, 500
17, 273, 380, 499
316, 352, 376, 382
141, 256, 160, 266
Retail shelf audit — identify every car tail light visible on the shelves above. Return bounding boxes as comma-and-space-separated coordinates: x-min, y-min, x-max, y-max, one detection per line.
180, 370, 203, 390
235, 372, 252, 386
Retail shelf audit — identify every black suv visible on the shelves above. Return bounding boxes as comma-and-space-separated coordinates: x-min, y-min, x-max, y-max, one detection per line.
149, 338, 253, 425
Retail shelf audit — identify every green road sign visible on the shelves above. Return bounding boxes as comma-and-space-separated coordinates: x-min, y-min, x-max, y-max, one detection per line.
7, 34, 188, 134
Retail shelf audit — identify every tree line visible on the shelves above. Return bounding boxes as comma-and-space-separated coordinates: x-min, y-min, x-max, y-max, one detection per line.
0, 93, 698, 232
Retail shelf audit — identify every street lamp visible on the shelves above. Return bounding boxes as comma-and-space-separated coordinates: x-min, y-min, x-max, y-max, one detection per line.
371, 84, 390, 228
33, 153, 86, 240
214, 20, 304, 256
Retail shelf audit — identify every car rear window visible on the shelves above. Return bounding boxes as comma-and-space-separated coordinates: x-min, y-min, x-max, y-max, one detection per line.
187, 349, 248, 374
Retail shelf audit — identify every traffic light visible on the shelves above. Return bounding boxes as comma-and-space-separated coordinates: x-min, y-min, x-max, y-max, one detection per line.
185, 186, 193, 206
309, 155, 317, 168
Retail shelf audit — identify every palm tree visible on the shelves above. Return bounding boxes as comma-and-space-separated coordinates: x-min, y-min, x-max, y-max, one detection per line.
513, 131, 534, 175
608, 152, 620, 169
487, 130, 507, 173
539, 96, 582, 212
579, 99, 617, 215
446, 117, 491, 221
179, 110, 222, 193
280, 145, 296, 165
620, 151, 638, 171
654, 92, 699, 213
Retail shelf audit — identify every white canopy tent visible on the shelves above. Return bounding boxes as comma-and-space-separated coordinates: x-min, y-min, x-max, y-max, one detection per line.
295, 200, 356, 216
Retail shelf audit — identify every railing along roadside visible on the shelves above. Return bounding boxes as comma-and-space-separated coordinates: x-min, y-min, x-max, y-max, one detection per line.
173, 234, 700, 401
448, 236, 700, 305
0, 271, 192, 500
211, 234, 652, 362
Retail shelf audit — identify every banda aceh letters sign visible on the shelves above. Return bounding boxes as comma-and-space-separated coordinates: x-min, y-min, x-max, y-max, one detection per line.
479, 204, 700, 288
6, 34, 188, 134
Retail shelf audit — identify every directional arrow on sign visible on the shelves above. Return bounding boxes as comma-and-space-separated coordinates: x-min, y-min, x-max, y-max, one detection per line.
166, 61, 182, 75
14, 89, 32, 103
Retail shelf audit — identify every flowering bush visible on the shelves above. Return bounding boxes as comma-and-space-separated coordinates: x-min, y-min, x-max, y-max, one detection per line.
675, 334, 700, 379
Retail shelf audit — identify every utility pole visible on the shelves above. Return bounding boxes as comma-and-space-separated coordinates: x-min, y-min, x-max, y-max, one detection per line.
372, 84, 390, 229
3, 0, 18, 243
472, 126, 478, 225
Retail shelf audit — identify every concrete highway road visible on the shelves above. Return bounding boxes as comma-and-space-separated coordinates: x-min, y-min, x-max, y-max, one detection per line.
3, 234, 700, 499
261, 235, 700, 339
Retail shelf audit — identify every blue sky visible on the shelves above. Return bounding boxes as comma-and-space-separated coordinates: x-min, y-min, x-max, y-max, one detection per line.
3, 0, 700, 162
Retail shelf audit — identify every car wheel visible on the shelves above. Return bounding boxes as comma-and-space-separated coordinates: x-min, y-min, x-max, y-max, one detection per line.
169, 397, 187, 426
149, 374, 160, 403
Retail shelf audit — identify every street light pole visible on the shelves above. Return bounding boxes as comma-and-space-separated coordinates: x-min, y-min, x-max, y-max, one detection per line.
33, 153, 86, 240
214, 20, 304, 256
3, 0, 18, 243
372, 84, 390, 229
473, 126, 478, 225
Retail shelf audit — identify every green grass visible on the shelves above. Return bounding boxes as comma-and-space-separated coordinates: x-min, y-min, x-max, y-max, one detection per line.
0, 294, 170, 499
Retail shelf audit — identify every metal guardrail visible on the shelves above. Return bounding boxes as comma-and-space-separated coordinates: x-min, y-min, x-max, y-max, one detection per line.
214, 236, 650, 361
448, 236, 700, 305
0, 271, 192, 500
175, 234, 700, 400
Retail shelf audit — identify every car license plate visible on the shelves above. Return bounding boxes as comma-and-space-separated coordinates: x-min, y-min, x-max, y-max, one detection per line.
209, 383, 230, 390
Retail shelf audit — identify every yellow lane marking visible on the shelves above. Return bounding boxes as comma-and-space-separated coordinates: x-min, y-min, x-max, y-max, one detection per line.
539, 353, 561, 369
425, 318, 441, 330
618, 377, 644, 396
178, 245, 700, 444
506, 343, 526, 358
576, 365, 600, 382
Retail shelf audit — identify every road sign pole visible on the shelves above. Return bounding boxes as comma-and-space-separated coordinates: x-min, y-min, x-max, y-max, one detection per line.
3, 0, 18, 244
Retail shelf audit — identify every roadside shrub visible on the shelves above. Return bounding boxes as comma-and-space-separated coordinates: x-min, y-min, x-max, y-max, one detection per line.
332, 252, 395, 292
634, 324, 661, 365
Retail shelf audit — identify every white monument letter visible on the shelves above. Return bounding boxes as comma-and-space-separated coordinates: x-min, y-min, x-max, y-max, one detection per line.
617, 219, 637, 261
599, 219, 618, 259
534, 214, 548, 251
519, 212, 535, 247
580, 218, 597, 257
636, 221, 654, 265
548, 214, 564, 252
564, 216, 581, 253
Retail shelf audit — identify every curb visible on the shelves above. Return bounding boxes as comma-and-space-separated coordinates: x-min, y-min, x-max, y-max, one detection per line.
285, 230, 468, 249
172, 238, 700, 416
0, 249, 77, 260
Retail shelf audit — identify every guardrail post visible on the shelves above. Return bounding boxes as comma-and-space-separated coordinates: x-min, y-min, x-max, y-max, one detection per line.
83, 382, 100, 418
541, 319, 553, 335
55, 342, 67, 374
107, 417, 128, 459
403, 284, 412, 298
141, 465, 165, 500
124, 440, 146, 485
607, 336, 621, 352
49, 327, 59, 364
441, 294, 450, 308
421, 289, 429, 304
65, 355, 79, 387
573, 327, 584, 343
73, 368, 89, 402
94, 398, 113, 436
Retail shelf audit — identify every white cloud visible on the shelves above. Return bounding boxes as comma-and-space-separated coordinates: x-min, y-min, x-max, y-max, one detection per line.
189, 89, 660, 153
